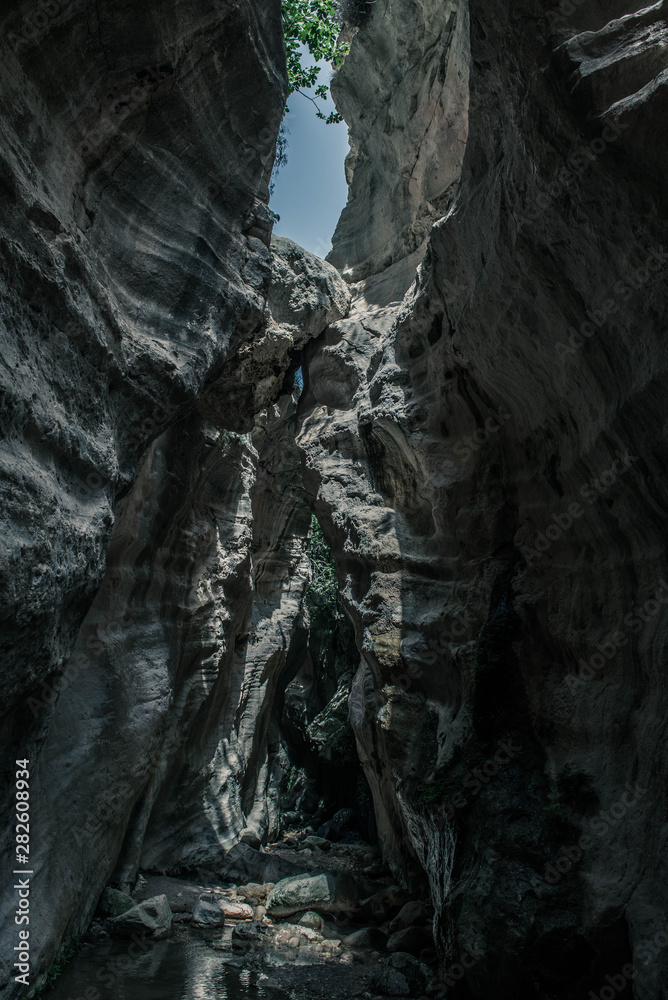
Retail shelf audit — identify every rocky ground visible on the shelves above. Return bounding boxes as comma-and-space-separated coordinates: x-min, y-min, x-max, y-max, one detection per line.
85, 825, 439, 1000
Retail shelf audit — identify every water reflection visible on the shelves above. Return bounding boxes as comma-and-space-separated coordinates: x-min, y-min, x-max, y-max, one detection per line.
44, 931, 290, 1000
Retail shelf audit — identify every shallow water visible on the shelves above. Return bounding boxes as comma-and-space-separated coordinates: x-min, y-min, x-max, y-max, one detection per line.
43, 931, 292, 1000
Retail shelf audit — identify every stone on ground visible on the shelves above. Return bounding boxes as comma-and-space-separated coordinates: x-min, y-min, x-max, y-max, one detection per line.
110, 894, 172, 939
370, 952, 432, 996
266, 872, 360, 917
98, 887, 136, 918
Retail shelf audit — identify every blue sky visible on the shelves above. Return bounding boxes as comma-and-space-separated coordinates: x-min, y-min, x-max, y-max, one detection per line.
270, 48, 350, 258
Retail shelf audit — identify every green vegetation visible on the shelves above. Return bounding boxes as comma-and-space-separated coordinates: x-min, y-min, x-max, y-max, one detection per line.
305, 515, 341, 625
281, 1, 348, 122
31, 935, 81, 997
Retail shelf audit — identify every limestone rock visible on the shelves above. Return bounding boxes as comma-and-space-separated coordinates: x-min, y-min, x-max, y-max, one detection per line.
231, 920, 270, 951
192, 897, 227, 928
266, 872, 360, 917
298, 0, 668, 994
358, 887, 412, 923
298, 910, 326, 931
110, 894, 172, 940
345, 926, 389, 950
302, 836, 332, 852
98, 888, 136, 919
388, 901, 430, 933
386, 925, 433, 957
370, 952, 432, 997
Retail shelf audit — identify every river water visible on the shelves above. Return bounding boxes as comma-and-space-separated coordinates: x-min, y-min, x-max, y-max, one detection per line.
43, 931, 292, 1000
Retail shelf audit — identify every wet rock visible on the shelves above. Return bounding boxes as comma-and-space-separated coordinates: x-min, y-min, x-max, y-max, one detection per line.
98, 887, 136, 918
386, 925, 433, 956
231, 920, 270, 951
266, 872, 360, 917
370, 952, 432, 997
192, 897, 226, 927
110, 894, 172, 940
388, 901, 430, 933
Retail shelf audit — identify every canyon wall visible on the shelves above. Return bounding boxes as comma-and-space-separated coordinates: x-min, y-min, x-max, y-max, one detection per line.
0, 0, 350, 989
298, 0, 668, 996
2, 0, 668, 997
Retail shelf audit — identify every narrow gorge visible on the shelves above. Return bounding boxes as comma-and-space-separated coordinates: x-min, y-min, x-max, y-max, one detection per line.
1, 0, 667, 998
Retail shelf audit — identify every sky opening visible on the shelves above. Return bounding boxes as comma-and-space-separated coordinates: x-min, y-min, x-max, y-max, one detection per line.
270, 46, 350, 259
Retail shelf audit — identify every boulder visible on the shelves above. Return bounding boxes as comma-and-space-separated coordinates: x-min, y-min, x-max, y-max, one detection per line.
266, 872, 360, 917
345, 926, 389, 950
239, 828, 262, 849
231, 920, 271, 950
236, 882, 274, 902
316, 808, 357, 842
389, 900, 430, 933
358, 886, 412, 922
298, 910, 326, 931
110, 894, 172, 940
370, 952, 432, 997
273, 923, 324, 948
302, 835, 331, 851
387, 925, 433, 956
219, 899, 255, 920
98, 887, 136, 918
192, 896, 226, 927
219, 842, 304, 884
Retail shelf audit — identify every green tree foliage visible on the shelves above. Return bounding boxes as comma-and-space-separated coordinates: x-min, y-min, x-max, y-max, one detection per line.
281, 0, 348, 123
305, 515, 341, 623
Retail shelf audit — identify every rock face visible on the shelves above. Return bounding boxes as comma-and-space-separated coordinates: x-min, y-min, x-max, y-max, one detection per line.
0, 0, 351, 986
2, 1, 668, 999
297, 0, 668, 997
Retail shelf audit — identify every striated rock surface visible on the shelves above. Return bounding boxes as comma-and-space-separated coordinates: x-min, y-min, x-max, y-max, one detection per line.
0, 1, 350, 981
2, 1, 668, 999
298, 0, 668, 996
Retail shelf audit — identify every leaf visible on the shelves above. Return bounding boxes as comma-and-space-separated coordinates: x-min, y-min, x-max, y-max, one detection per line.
281, 0, 348, 124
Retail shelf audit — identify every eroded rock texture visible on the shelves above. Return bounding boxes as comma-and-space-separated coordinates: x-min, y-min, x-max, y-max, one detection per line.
298, 0, 668, 997
0, 0, 350, 979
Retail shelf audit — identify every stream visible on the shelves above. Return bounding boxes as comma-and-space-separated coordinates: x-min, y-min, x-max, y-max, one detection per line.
42, 931, 291, 1000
